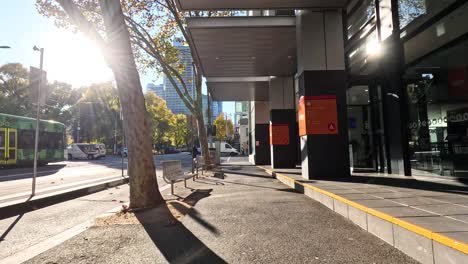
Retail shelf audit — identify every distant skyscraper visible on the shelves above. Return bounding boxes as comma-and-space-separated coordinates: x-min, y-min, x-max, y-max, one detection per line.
234, 102, 248, 125
161, 41, 220, 124
212, 101, 223, 120
202, 95, 223, 123
163, 42, 195, 115
147, 83, 165, 100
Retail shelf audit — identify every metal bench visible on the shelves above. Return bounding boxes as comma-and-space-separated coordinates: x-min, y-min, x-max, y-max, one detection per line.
194, 156, 215, 175
162, 160, 196, 195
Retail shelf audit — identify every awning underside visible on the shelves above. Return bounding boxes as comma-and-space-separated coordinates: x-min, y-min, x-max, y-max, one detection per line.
187, 17, 297, 78
207, 81, 269, 101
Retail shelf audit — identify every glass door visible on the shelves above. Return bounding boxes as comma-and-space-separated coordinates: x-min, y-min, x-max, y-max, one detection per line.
7, 128, 17, 165
347, 83, 387, 172
0, 128, 5, 165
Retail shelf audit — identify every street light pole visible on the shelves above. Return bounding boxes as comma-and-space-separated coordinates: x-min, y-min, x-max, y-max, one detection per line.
32, 46, 44, 196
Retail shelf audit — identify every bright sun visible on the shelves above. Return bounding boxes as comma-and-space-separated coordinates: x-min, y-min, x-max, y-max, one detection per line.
42, 30, 113, 87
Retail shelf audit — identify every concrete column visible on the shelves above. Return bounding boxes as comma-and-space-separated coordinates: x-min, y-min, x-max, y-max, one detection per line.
269, 77, 297, 168
297, 10, 350, 179
248, 101, 271, 165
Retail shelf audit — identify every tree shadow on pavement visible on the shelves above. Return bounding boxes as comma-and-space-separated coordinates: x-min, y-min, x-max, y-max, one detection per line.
135, 189, 226, 264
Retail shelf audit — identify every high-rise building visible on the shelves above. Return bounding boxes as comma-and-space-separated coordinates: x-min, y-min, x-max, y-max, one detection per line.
163, 42, 195, 115
212, 101, 223, 120
234, 102, 248, 125
162, 41, 221, 124
146, 83, 165, 100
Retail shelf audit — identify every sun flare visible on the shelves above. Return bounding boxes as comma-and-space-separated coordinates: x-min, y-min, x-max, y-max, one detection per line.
42, 30, 113, 87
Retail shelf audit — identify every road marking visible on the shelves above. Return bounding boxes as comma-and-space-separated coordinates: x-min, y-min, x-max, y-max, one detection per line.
0, 184, 171, 264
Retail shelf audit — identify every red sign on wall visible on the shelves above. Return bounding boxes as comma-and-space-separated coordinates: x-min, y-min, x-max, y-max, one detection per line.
270, 124, 290, 145
298, 95, 338, 136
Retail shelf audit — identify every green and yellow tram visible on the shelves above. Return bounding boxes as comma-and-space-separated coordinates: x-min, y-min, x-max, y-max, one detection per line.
0, 113, 66, 166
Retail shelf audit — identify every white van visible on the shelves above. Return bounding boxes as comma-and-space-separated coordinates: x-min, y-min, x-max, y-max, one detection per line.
96, 143, 106, 158
208, 142, 239, 156
67, 143, 104, 160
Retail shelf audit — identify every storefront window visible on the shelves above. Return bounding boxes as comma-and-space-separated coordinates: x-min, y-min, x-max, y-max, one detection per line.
399, 0, 457, 33
405, 39, 468, 177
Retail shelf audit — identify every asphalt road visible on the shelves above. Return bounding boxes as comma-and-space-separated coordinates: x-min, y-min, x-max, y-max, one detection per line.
0, 153, 194, 204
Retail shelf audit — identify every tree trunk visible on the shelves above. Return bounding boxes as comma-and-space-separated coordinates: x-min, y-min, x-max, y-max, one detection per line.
99, 0, 163, 209
196, 111, 212, 165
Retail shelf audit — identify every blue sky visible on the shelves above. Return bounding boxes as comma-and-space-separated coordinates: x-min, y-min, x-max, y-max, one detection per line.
0, 0, 234, 114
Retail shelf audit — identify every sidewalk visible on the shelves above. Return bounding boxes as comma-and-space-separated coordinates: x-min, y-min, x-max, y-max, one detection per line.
21, 165, 416, 264
260, 166, 468, 264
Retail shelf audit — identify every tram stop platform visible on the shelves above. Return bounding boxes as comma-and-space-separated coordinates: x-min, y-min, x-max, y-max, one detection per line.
259, 166, 468, 264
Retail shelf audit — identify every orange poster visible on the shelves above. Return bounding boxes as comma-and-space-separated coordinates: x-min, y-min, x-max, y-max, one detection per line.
298, 95, 338, 136
269, 124, 289, 145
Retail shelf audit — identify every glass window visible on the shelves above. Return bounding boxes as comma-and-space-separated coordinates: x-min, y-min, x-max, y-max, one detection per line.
9, 131, 15, 148
0, 130, 4, 147
347, 0, 376, 39
405, 38, 468, 177
348, 29, 380, 74
399, 0, 457, 32
18, 130, 35, 149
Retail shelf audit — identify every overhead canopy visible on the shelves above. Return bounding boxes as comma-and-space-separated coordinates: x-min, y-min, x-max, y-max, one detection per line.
177, 0, 347, 11
187, 16, 296, 77
207, 77, 269, 101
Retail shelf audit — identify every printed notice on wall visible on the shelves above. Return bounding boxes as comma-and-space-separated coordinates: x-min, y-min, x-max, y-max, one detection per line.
269, 124, 290, 145
299, 95, 338, 136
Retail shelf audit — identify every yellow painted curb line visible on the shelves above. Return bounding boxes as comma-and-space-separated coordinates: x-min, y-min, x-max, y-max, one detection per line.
259, 166, 468, 254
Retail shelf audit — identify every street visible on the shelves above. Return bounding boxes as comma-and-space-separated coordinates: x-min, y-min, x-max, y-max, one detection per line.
0, 152, 195, 262
0, 152, 194, 206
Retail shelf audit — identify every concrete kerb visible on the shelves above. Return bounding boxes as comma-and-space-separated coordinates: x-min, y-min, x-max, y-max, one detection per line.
0, 177, 129, 220
259, 166, 468, 263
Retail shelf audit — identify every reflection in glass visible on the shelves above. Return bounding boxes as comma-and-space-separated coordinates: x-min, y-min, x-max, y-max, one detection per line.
399, 0, 456, 32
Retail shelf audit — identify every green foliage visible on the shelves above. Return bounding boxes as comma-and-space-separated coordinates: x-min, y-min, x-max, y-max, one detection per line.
173, 114, 189, 147
0, 63, 82, 126
145, 91, 174, 148
213, 113, 234, 141
77, 82, 121, 146
0, 63, 32, 116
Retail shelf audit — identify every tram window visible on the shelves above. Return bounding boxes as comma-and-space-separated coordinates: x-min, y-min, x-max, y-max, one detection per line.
41, 132, 63, 149
9, 132, 15, 148
0, 130, 4, 146
18, 130, 35, 149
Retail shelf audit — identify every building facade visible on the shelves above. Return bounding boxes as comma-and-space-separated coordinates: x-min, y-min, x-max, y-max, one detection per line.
163, 42, 196, 115
178, 0, 468, 179
146, 83, 165, 100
